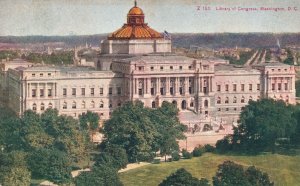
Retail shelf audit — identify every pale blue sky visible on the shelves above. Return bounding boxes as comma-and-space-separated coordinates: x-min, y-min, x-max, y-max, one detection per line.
0, 0, 299, 36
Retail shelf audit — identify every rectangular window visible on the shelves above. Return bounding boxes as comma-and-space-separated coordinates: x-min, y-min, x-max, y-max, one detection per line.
100, 88, 104, 95
40, 89, 44, 97
170, 66, 173, 70
179, 66, 183, 70
91, 88, 94, 96
233, 84, 237, 92
225, 84, 229, 92
48, 89, 52, 97
32, 73, 35, 77
217, 85, 221, 92
32, 89, 36, 97
284, 83, 288, 90
63, 88, 67, 96
272, 84, 275, 91
40, 73, 43, 77
109, 87, 113, 95
72, 88, 76, 96
151, 88, 155, 95
257, 84, 260, 91
160, 66, 163, 70
188, 66, 192, 70
278, 83, 282, 91
249, 84, 252, 91
150, 66, 154, 71
241, 84, 245, 91
48, 73, 51, 76
81, 88, 85, 96
117, 87, 121, 95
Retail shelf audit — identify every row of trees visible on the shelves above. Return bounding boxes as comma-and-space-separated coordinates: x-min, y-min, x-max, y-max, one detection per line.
159, 161, 273, 186
24, 51, 74, 65
216, 99, 300, 153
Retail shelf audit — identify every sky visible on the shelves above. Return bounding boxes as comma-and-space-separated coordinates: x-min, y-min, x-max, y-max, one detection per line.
0, 0, 299, 36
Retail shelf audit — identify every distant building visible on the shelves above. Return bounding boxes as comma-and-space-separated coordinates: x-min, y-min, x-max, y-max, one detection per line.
0, 3, 296, 130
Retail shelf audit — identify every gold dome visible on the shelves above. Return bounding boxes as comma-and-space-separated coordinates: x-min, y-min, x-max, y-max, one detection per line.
108, 2, 163, 40
128, 7, 144, 15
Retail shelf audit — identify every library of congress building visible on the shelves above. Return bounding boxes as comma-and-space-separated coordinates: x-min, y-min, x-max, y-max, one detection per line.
0, 3, 296, 128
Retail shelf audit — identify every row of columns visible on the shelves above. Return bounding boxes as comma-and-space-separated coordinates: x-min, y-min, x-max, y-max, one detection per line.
267, 77, 293, 92
27, 82, 57, 98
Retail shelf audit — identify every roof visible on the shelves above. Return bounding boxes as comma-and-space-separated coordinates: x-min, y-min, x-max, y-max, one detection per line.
117, 54, 196, 64
253, 62, 291, 67
215, 64, 259, 73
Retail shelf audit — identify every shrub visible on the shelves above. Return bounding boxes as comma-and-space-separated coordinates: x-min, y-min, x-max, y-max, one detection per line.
204, 144, 215, 152
171, 152, 180, 161
153, 158, 160, 164
192, 146, 203, 157
182, 149, 193, 159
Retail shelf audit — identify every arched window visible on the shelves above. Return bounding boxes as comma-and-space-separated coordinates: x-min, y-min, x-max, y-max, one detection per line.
286, 95, 289, 103
41, 103, 45, 111
32, 103, 37, 111
217, 97, 221, 104
99, 101, 104, 108
241, 96, 245, 103
48, 103, 53, 109
91, 101, 95, 108
204, 100, 208, 107
190, 102, 194, 107
233, 96, 237, 103
63, 102, 67, 109
109, 102, 112, 108
249, 96, 253, 102
72, 101, 76, 109
82, 101, 86, 109
152, 101, 156, 108
225, 97, 229, 104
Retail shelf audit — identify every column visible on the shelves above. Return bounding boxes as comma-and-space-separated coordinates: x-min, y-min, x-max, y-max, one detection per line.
174, 77, 178, 95
28, 83, 31, 98
200, 77, 202, 93
210, 76, 213, 92
143, 78, 147, 95
156, 77, 160, 95
147, 78, 151, 95
184, 77, 188, 95
166, 77, 170, 95
37, 83, 40, 98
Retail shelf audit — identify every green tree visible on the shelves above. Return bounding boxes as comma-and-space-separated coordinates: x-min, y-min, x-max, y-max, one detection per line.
232, 99, 296, 152
75, 165, 123, 186
95, 145, 128, 170
79, 111, 100, 131
245, 166, 274, 186
28, 148, 72, 184
159, 168, 210, 186
0, 151, 31, 186
101, 101, 159, 162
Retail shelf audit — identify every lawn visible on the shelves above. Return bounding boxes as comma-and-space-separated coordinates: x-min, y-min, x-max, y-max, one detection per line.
119, 153, 300, 186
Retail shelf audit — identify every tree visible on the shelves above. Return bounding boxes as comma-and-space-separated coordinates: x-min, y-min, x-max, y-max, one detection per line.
75, 165, 123, 186
28, 148, 72, 184
232, 99, 297, 152
79, 111, 100, 131
95, 145, 128, 170
213, 161, 249, 186
159, 168, 210, 186
101, 101, 159, 162
0, 151, 31, 186
213, 161, 273, 186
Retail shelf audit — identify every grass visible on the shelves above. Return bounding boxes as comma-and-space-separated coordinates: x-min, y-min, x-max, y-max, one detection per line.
119, 153, 300, 186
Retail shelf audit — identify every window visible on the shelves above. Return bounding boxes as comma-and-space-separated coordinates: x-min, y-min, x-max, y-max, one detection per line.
170, 66, 173, 70
138, 67, 142, 71
188, 66, 192, 70
225, 84, 229, 92
63, 88, 67, 96
160, 66, 163, 70
241, 96, 245, 103
100, 88, 103, 95
204, 100, 208, 107
32, 73, 35, 77
40, 73, 43, 77
72, 88, 76, 96
48, 103, 53, 109
90, 101, 95, 108
82, 101, 86, 109
241, 84, 245, 91
151, 88, 155, 95
32, 89, 36, 97
152, 101, 156, 108
150, 66, 154, 71
190, 102, 194, 107
109, 102, 112, 108
63, 102, 67, 109
48, 89, 52, 97
100, 102, 104, 108
225, 97, 229, 104
81, 88, 85, 96
249, 96, 253, 102
226, 108, 229, 111
217, 97, 221, 104
233, 84, 237, 92
41, 103, 45, 111
32, 103, 37, 111
217, 85, 221, 92
40, 89, 44, 97
284, 83, 288, 90
118, 102, 121, 107
278, 83, 282, 91
272, 84, 275, 91
218, 108, 221, 111
234, 108, 237, 111
249, 84, 252, 91
109, 88, 113, 95
139, 88, 143, 95
257, 84, 260, 91
72, 101, 76, 109
48, 73, 51, 76
233, 96, 237, 103
117, 87, 121, 95
179, 66, 182, 70
91, 88, 94, 96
